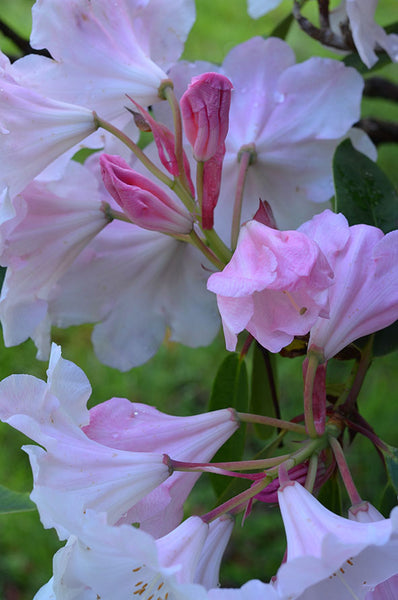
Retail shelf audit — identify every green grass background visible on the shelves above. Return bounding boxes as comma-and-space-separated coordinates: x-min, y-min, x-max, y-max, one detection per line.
0, 1, 397, 598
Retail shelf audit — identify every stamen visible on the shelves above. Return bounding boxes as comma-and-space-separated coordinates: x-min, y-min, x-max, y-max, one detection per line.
335, 570, 361, 599
282, 290, 307, 315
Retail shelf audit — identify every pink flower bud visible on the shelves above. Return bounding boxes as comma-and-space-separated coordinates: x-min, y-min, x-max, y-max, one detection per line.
180, 72, 233, 162
100, 154, 193, 235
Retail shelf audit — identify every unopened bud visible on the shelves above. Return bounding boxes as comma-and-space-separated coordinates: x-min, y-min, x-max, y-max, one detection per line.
180, 72, 233, 162
100, 154, 193, 235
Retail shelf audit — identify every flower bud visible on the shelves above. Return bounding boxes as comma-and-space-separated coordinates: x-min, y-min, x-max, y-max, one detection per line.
100, 154, 193, 235
180, 72, 233, 162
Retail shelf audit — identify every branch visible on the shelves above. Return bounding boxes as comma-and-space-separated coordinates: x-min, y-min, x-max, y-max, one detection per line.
0, 17, 51, 59
293, 1, 354, 51
363, 77, 398, 103
354, 118, 398, 146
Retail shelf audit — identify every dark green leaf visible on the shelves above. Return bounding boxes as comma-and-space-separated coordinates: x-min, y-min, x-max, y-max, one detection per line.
208, 353, 248, 496
250, 343, 278, 440
316, 474, 342, 515
268, 13, 294, 40
372, 320, 398, 356
0, 265, 6, 293
385, 446, 398, 494
378, 481, 398, 517
333, 139, 398, 233
0, 484, 36, 514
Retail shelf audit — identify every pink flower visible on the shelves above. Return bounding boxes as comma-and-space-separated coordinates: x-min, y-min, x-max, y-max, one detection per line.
300, 210, 398, 360
83, 397, 239, 537
0, 161, 110, 359
38, 512, 227, 600
207, 219, 333, 352
0, 74, 96, 197
0, 345, 171, 539
100, 154, 193, 234
349, 502, 398, 600
13, 0, 196, 120
274, 481, 398, 599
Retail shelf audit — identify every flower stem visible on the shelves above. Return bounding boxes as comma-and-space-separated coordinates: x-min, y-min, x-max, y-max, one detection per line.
303, 350, 321, 438
188, 229, 225, 270
328, 435, 362, 505
94, 113, 173, 188
304, 452, 319, 492
231, 149, 252, 250
237, 412, 307, 435
170, 454, 289, 474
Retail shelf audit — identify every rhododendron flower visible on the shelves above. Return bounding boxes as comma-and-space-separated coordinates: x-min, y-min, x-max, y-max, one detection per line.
349, 502, 398, 600
12, 0, 195, 121
47, 216, 219, 370
300, 210, 398, 360
161, 37, 371, 235
100, 154, 194, 234
0, 345, 171, 539
0, 161, 110, 358
274, 481, 398, 599
36, 512, 228, 600
332, 0, 398, 68
83, 397, 239, 537
0, 73, 97, 197
209, 580, 279, 600
207, 219, 334, 352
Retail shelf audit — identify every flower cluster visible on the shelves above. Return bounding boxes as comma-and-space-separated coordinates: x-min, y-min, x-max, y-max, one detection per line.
0, 0, 397, 599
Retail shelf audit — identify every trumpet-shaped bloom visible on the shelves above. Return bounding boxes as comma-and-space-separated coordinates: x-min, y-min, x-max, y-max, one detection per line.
0, 161, 110, 358
300, 210, 398, 360
0, 74, 96, 196
247, 0, 282, 18
100, 154, 193, 234
0, 345, 171, 539
36, 512, 229, 600
83, 397, 239, 537
274, 482, 398, 599
13, 0, 195, 120
207, 219, 333, 352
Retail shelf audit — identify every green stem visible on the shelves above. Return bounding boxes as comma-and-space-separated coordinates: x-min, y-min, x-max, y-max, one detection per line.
231, 150, 251, 250
237, 412, 306, 435
94, 113, 173, 188
203, 228, 232, 266
304, 351, 321, 438
304, 452, 319, 492
188, 230, 225, 270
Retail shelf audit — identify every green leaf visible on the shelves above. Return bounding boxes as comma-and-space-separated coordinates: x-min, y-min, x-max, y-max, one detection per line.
250, 343, 278, 440
0, 484, 36, 514
333, 139, 398, 233
316, 475, 342, 515
378, 481, 398, 517
372, 320, 398, 356
208, 353, 248, 497
385, 446, 398, 494
268, 13, 294, 40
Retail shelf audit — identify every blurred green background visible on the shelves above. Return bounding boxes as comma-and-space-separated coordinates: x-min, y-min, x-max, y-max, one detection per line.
0, 0, 397, 598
